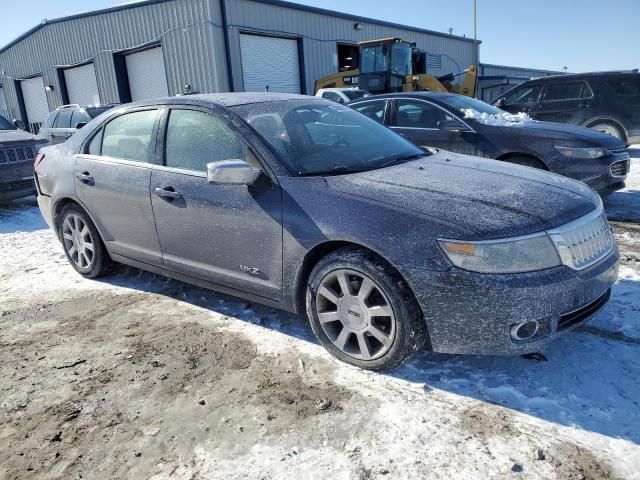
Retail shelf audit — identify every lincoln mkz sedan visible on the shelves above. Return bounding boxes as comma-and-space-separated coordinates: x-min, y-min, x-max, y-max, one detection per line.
35, 93, 619, 370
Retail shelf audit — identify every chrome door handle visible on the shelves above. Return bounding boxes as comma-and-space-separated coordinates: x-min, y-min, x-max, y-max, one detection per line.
75, 172, 94, 184
154, 187, 181, 199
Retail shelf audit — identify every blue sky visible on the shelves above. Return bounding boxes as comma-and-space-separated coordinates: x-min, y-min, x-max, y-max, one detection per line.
1, 0, 638, 72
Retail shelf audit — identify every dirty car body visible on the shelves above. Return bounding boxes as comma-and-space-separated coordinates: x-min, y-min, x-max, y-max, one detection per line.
0, 115, 48, 201
35, 93, 619, 365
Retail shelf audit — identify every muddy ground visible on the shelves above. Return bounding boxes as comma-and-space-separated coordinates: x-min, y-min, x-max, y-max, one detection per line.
1, 200, 639, 479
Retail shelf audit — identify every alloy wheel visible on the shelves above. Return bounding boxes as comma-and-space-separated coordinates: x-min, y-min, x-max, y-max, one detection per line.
315, 269, 396, 360
62, 213, 95, 269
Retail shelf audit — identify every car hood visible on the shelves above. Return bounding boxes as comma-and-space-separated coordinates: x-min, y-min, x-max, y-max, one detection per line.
477, 120, 625, 149
0, 129, 44, 144
326, 150, 600, 239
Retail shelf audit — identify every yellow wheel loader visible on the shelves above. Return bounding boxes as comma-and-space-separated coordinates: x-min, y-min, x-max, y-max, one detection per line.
314, 37, 477, 97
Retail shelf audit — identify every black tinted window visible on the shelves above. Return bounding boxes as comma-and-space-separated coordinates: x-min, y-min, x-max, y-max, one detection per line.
544, 81, 591, 101
165, 109, 247, 172
392, 100, 454, 129
54, 110, 72, 128
352, 100, 386, 123
503, 84, 543, 104
607, 77, 640, 96
101, 110, 157, 162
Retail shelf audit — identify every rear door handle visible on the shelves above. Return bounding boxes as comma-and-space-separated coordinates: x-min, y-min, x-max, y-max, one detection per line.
75, 172, 94, 184
154, 187, 181, 199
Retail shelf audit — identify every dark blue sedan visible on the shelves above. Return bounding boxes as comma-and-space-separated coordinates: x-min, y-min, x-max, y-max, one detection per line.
349, 92, 630, 194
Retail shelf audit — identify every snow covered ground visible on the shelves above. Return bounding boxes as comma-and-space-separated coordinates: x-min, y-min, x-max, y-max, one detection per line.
1, 183, 640, 478
605, 152, 640, 222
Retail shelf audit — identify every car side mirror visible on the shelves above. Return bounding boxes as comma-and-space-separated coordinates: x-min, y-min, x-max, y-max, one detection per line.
75, 122, 88, 129
207, 159, 261, 186
13, 119, 25, 130
438, 119, 468, 132
495, 98, 505, 107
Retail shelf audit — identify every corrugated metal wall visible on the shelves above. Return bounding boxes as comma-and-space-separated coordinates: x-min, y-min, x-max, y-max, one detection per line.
225, 0, 476, 94
0, 0, 228, 125
0, 0, 477, 126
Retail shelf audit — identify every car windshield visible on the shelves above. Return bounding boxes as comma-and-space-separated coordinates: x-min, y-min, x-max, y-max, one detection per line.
233, 100, 426, 176
343, 90, 370, 100
0, 115, 15, 130
438, 95, 503, 116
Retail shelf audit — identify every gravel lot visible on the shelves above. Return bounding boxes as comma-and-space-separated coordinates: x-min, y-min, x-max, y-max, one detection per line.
1, 160, 639, 479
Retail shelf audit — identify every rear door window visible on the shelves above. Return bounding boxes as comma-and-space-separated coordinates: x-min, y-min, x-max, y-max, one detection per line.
54, 110, 72, 128
71, 110, 91, 128
42, 112, 58, 129
101, 110, 158, 163
544, 81, 592, 101
352, 100, 386, 123
322, 91, 344, 103
606, 76, 640, 96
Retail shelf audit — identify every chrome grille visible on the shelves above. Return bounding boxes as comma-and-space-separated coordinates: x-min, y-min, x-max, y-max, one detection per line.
548, 209, 614, 270
610, 159, 629, 177
0, 145, 38, 164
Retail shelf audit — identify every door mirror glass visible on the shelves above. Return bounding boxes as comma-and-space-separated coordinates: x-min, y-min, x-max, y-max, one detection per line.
437, 119, 468, 132
207, 160, 261, 185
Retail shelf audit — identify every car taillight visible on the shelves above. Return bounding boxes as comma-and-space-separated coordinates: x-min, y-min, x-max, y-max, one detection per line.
34, 153, 45, 169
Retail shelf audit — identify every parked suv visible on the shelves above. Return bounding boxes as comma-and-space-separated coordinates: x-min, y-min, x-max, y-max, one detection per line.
40, 104, 116, 145
494, 71, 640, 145
0, 115, 48, 201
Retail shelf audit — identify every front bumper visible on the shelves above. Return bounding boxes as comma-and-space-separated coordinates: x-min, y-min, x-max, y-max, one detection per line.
414, 246, 619, 355
551, 149, 630, 194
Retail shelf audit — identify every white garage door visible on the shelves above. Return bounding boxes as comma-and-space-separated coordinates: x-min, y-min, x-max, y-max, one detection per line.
0, 86, 8, 119
239, 34, 301, 93
125, 47, 168, 101
64, 63, 100, 105
20, 76, 49, 132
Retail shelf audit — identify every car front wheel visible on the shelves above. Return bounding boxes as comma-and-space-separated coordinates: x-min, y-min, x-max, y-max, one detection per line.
306, 247, 427, 371
58, 204, 111, 278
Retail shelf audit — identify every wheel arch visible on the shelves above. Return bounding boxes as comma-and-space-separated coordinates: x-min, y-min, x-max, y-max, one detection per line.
583, 117, 628, 143
496, 152, 549, 170
293, 240, 427, 339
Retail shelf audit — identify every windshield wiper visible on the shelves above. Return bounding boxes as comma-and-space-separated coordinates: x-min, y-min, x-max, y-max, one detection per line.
378, 153, 427, 169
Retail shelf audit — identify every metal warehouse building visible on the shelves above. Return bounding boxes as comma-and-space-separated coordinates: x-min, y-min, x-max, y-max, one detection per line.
477, 63, 565, 103
0, 0, 478, 133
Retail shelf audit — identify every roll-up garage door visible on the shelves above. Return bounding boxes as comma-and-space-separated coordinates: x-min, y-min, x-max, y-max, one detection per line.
64, 63, 100, 105
239, 34, 301, 93
0, 86, 8, 119
20, 76, 49, 133
125, 47, 168, 101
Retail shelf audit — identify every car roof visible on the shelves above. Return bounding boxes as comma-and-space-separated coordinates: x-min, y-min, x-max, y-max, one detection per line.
124, 92, 316, 109
516, 71, 640, 83
349, 91, 459, 102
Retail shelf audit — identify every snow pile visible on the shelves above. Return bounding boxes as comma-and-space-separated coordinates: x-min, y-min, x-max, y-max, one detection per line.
462, 109, 535, 126
604, 157, 640, 222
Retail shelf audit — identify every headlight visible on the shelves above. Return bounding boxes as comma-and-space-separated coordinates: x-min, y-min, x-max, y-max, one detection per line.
438, 233, 561, 273
554, 145, 605, 159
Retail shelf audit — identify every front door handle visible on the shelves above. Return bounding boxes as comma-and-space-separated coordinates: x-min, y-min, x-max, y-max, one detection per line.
75, 172, 94, 184
154, 187, 182, 199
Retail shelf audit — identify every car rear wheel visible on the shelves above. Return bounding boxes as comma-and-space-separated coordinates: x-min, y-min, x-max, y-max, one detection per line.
589, 122, 624, 142
306, 247, 427, 371
58, 204, 111, 278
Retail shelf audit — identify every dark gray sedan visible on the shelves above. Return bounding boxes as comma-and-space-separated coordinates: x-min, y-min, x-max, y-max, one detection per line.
35, 93, 619, 370
349, 92, 630, 195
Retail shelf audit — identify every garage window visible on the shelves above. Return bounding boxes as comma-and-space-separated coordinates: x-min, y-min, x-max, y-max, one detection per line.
101, 110, 158, 162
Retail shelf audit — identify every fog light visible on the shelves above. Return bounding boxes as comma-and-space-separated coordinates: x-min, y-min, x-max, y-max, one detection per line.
510, 320, 540, 341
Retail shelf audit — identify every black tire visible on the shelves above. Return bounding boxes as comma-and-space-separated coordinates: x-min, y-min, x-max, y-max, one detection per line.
306, 247, 427, 371
58, 203, 112, 278
503, 155, 548, 170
